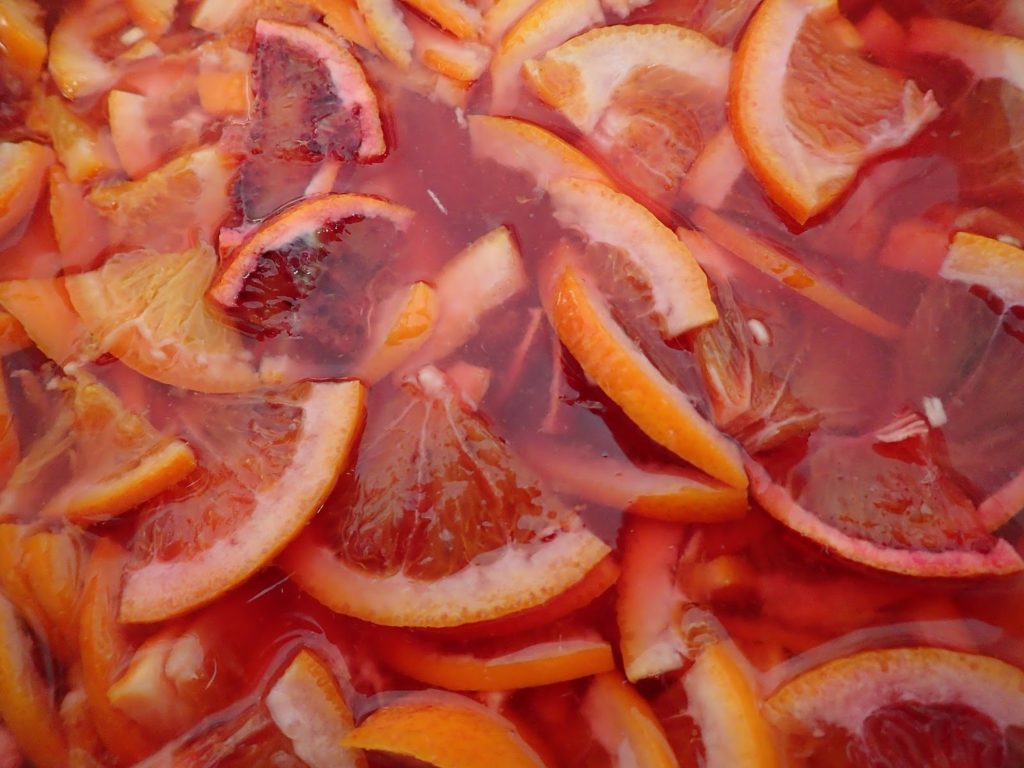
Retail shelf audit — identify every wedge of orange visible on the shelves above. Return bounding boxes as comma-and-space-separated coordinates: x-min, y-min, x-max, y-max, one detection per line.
400, 0, 482, 41
37, 94, 121, 185
0, 141, 53, 242
66, 244, 261, 394
730, 0, 939, 223
544, 261, 746, 488
408, 13, 491, 82
939, 231, 1024, 305
47, 0, 136, 100
0, 277, 101, 366
344, 692, 546, 767
125, 0, 176, 37
467, 115, 611, 189
907, 15, 1024, 90
120, 378, 365, 623
548, 178, 718, 336
0, 370, 197, 523
582, 672, 679, 768
352, 281, 437, 384
0, 0, 46, 83
376, 630, 614, 691
358, 0, 415, 69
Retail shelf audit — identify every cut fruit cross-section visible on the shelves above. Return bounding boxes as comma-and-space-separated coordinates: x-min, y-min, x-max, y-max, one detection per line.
730, 0, 940, 223
0, 277, 102, 367
582, 672, 679, 768
66, 244, 261, 394
940, 231, 1024, 305
119, 378, 366, 623
281, 365, 614, 630
0, 141, 53, 243
352, 281, 437, 384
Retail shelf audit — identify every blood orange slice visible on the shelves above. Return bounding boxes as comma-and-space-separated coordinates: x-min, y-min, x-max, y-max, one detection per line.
344, 691, 545, 767
352, 281, 437, 384
0, 370, 196, 523
524, 25, 731, 203
120, 378, 365, 623
730, 0, 939, 223
766, 647, 1024, 766
0, 141, 52, 242
582, 672, 679, 768
281, 366, 613, 629
940, 231, 1024, 304
36, 94, 121, 185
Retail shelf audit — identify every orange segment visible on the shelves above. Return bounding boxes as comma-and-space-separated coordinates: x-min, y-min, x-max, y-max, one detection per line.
730, 0, 939, 223
120, 379, 366, 623
376, 631, 615, 691
520, 437, 748, 522
490, 0, 605, 112
0, 594, 69, 768
0, 277, 101, 366
48, 166, 109, 272
545, 262, 745, 488
196, 71, 250, 118
691, 208, 903, 339
322, 0, 379, 52
683, 643, 779, 768
66, 244, 261, 394
125, 0, 177, 38
358, 0, 415, 69
548, 178, 718, 336
483, 0, 538, 44
939, 231, 1024, 305
0, 141, 53, 242
907, 16, 1024, 90
0, 309, 30, 356
582, 672, 679, 768
0, 0, 46, 81
400, 0, 482, 40
37, 94, 120, 184
265, 649, 366, 768
47, 0, 135, 100
107, 88, 210, 180
0, 371, 197, 523
467, 114, 612, 189
409, 14, 491, 82
343, 692, 545, 767
352, 281, 437, 384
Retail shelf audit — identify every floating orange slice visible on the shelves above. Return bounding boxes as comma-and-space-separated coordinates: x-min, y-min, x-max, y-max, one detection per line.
766, 647, 1024, 765
408, 13, 491, 82
344, 692, 545, 767
907, 15, 1024, 90
490, 0, 605, 112
0, 141, 53, 242
353, 281, 437, 384
358, 0, 415, 69
47, 0, 140, 100
545, 261, 745, 488
376, 630, 614, 691
549, 178, 718, 337
467, 115, 611, 189
67, 245, 261, 394
582, 672, 679, 768
0, 0, 46, 82
520, 438, 747, 522
401, 0, 482, 41
524, 25, 730, 201
120, 379, 365, 623
939, 231, 1024, 305
35, 94, 120, 184
483, 0, 538, 44
730, 0, 939, 223
0, 371, 197, 524
0, 277, 101, 366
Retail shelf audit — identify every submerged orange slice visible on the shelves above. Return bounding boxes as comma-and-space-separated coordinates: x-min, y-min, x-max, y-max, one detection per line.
730, 0, 939, 223
0, 0, 47, 82
353, 281, 437, 384
0, 277, 100, 366
0, 141, 53, 242
939, 231, 1024, 305
582, 672, 679, 768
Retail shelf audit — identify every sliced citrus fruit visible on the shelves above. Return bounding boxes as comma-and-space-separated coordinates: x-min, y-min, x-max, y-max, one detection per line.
47, 0, 141, 100
66, 244, 261, 394
483, 0, 538, 44
0, 370, 196, 523
408, 13, 491, 82
405, 225, 527, 368
353, 281, 437, 383
120, 378, 365, 623
467, 114, 612, 189
357, 0, 415, 69
490, 0, 605, 112
520, 437, 747, 522
0, 277, 101, 366
524, 25, 730, 202
36, 94, 121, 185
549, 178, 718, 336
48, 166, 109, 272
344, 691, 545, 767
376, 629, 614, 691
0, 141, 52, 243
281, 366, 613, 629
0, 0, 46, 83
766, 647, 1024, 766
692, 207, 903, 339
582, 672, 679, 768
321, 0, 379, 53
401, 0, 482, 40
907, 15, 1024, 90
0, 594, 69, 768
544, 261, 745, 488
939, 231, 1024, 304
85, 145, 237, 254
126, 0, 176, 37
730, 0, 939, 223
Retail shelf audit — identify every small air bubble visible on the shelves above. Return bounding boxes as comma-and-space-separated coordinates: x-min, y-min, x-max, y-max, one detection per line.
747, 318, 771, 345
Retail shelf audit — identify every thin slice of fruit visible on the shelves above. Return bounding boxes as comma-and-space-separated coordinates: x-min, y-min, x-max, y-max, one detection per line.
353, 281, 437, 384
408, 13, 491, 82
0, 0, 46, 82
939, 231, 1024, 305
0, 594, 69, 768
0, 141, 52, 242
66, 244, 261, 394
0, 370, 196, 523
549, 178, 718, 336
47, 0, 140, 100
545, 262, 746, 488
376, 630, 614, 691
281, 366, 613, 629
400, 0, 482, 40
520, 437, 747, 522
358, 0, 415, 69
322, 0, 379, 53
524, 25, 730, 202
126, 0, 177, 37
907, 15, 1024, 91
729, 0, 939, 223
467, 114, 612, 189
692, 207, 902, 339
37, 94, 121, 184
490, 0, 605, 112
483, 0, 538, 44
405, 225, 526, 368
582, 672, 679, 768
265, 649, 366, 768
85, 145, 237, 254
0, 277, 101, 366
766, 647, 1024, 766
343, 692, 545, 767
48, 167, 109, 271
683, 643, 779, 768
120, 378, 365, 623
